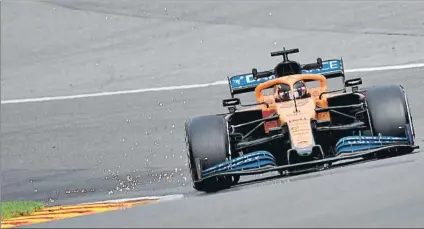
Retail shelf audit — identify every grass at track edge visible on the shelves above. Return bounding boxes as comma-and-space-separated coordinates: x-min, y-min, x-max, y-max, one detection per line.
1, 201, 44, 220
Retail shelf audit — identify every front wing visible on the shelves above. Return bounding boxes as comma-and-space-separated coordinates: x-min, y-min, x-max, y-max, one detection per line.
195, 135, 419, 183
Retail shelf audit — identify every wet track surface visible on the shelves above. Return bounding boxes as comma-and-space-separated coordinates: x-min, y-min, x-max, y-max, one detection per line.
1, 0, 424, 227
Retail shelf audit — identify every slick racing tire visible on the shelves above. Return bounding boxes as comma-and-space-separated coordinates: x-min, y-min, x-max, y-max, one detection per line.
184, 115, 234, 192
364, 84, 415, 157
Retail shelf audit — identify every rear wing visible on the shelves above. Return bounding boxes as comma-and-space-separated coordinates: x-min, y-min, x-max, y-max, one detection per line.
228, 59, 345, 96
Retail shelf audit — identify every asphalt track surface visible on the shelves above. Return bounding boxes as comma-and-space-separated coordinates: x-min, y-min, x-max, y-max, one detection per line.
1, 0, 424, 227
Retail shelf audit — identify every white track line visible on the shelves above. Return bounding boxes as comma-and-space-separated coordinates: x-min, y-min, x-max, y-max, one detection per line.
2, 62, 424, 105
345, 63, 424, 73
0, 81, 228, 105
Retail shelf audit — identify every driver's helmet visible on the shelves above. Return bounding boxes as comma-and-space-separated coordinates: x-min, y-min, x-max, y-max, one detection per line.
276, 84, 291, 101
293, 80, 307, 99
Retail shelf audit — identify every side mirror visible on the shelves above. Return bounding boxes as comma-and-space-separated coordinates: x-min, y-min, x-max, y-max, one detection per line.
317, 57, 323, 68
344, 77, 362, 87
223, 98, 240, 107
252, 68, 273, 80
302, 58, 323, 71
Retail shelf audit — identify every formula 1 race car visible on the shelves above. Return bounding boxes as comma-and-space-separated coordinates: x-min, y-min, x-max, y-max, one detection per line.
184, 48, 419, 192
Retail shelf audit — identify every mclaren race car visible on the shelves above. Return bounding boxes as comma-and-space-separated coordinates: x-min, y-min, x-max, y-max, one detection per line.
184, 48, 419, 192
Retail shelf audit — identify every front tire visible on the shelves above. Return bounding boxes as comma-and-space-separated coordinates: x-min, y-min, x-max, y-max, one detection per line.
364, 84, 415, 158
365, 84, 411, 137
185, 115, 233, 192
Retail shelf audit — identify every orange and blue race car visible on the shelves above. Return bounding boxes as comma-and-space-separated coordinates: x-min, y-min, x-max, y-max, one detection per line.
184, 48, 419, 192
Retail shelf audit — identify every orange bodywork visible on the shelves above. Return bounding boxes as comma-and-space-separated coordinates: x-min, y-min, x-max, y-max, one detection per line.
245, 74, 332, 149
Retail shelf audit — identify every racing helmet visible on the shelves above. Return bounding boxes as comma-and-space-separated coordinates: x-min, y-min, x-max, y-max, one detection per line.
276, 83, 292, 101
293, 80, 308, 99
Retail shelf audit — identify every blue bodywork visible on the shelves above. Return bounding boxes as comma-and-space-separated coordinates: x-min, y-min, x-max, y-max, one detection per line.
202, 151, 277, 178
229, 59, 343, 94
201, 134, 413, 178
335, 136, 410, 155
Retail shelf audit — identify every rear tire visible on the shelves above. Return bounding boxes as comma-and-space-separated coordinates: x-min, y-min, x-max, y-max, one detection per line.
185, 115, 233, 192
